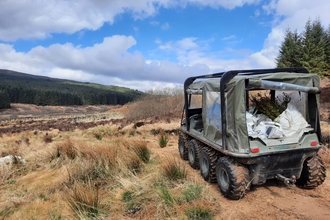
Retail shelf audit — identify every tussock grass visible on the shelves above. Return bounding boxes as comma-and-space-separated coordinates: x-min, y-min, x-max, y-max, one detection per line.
121, 190, 137, 210
64, 181, 103, 219
185, 206, 213, 220
132, 141, 150, 164
56, 139, 77, 160
162, 158, 187, 181
124, 154, 144, 174
158, 130, 169, 148
49, 139, 77, 168
90, 125, 117, 140
181, 184, 203, 203
159, 185, 175, 207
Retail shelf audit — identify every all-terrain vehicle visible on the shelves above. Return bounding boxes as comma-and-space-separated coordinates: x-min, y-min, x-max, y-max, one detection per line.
178, 68, 326, 200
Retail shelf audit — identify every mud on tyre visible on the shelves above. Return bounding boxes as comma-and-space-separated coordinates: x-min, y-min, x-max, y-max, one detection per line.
178, 132, 188, 160
296, 155, 326, 188
199, 147, 219, 183
216, 157, 250, 200
188, 139, 200, 170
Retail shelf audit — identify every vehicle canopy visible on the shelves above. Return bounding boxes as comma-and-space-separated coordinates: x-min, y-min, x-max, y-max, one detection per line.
186, 71, 321, 154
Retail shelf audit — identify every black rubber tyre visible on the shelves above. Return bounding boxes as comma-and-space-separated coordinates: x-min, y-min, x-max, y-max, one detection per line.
296, 155, 326, 189
178, 133, 188, 160
188, 139, 200, 170
216, 157, 250, 200
199, 147, 218, 183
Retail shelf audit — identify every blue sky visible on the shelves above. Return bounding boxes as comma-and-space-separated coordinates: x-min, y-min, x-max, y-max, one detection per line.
0, 0, 330, 91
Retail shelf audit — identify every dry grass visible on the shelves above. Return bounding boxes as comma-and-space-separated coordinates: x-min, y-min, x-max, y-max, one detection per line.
162, 158, 187, 181
0, 120, 221, 219
158, 129, 170, 148
64, 181, 103, 219
125, 93, 183, 121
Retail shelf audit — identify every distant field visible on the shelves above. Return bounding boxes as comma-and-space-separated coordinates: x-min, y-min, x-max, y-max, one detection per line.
0, 103, 121, 120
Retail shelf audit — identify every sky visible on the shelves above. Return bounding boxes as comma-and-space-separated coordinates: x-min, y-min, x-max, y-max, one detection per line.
0, 0, 330, 91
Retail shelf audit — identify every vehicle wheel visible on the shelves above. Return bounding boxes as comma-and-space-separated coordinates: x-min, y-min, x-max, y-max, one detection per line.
216, 157, 250, 200
200, 147, 218, 183
188, 139, 200, 169
296, 155, 326, 189
178, 133, 188, 160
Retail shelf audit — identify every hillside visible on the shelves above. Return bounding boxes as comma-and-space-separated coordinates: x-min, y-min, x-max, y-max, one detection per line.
0, 69, 143, 107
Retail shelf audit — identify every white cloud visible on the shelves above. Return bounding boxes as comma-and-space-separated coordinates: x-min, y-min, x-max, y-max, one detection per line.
0, 0, 261, 41
150, 21, 160, 26
221, 35, 236, 41
161, 22, 170, 30
0, 36, 210, 90
254, 9, 260, 17
254, 0, 330, 69
180, 0, 260, 10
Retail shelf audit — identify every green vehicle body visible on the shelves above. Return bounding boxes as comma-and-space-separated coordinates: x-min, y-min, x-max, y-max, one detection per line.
179, 68, 326, 199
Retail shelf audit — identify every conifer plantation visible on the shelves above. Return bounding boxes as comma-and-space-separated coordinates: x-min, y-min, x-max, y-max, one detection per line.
276, 19, 330, 77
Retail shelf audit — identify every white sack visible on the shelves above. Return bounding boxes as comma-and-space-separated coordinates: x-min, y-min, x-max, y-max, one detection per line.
246, 112, 258, 134
254, 121, 284, 139
275, 103, 309, 137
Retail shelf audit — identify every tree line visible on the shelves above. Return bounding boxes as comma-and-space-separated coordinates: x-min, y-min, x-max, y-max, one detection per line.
276, 19, 330, 77
0, 70, 143, 109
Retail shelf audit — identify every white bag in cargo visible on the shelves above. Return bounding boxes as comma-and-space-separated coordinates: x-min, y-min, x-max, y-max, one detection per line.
254, 121, 284, 139
275, 103, 309, 137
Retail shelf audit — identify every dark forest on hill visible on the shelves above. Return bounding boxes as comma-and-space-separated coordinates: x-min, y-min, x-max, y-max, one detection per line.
0, 69, 143, 109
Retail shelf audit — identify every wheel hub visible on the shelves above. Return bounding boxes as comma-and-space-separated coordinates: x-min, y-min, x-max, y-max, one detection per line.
219, 168, 229, 190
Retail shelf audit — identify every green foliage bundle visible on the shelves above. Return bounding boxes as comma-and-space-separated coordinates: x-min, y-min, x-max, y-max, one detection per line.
276, 19, 330, 77
250, 92, 291, 121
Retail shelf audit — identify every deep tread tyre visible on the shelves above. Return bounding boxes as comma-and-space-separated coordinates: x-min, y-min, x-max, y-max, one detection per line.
178, 133, 188, 160
188, 139, 200, 170
200, 147, 218, 183
216, 157, 250, 200
296, 155, 326, 189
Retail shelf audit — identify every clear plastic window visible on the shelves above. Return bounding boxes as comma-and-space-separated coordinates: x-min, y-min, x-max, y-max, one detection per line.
275, 90, 306, 117
205, 91, 222, 130
190, 94, 202, 108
